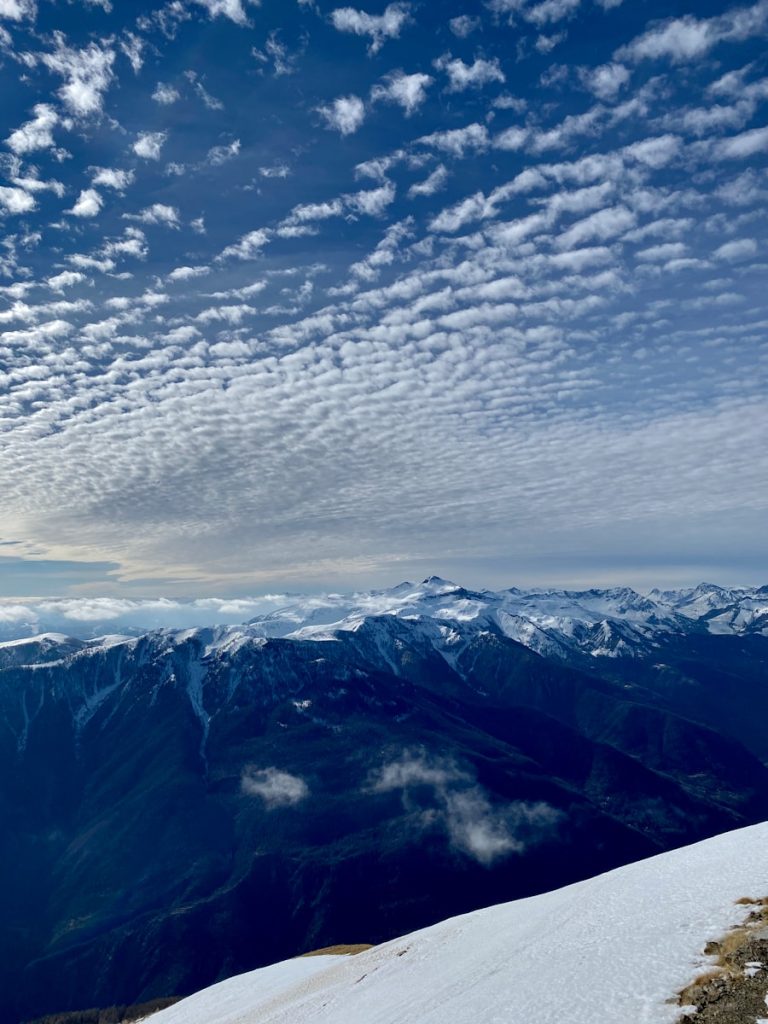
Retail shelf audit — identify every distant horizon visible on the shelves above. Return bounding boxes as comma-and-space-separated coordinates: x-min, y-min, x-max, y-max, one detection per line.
1, 562, 767, 602
0, 571, 765, 646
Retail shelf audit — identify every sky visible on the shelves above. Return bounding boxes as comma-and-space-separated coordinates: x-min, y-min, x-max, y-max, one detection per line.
0, 0, 766, 599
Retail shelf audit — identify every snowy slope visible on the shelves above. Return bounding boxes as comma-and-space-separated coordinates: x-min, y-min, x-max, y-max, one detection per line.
148, 822, 768, 1024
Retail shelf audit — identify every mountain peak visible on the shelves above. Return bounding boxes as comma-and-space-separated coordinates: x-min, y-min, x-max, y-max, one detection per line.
420, 576, 459, 590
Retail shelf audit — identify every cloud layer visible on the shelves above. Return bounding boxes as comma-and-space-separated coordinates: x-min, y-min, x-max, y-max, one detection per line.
0, 0, 766, 593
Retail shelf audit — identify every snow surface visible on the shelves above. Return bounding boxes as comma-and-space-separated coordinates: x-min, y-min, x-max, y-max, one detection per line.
147, 822, 768, 1024
0, 632, 74, 648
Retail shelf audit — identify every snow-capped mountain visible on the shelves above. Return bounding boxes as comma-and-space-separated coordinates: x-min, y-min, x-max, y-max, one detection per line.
214, 575, 767, 664
2, 578, 766, 660
1, 579, 767, 1022
146, 820, 768, 1024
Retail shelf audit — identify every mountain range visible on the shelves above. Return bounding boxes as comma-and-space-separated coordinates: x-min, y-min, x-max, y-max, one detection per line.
2, 578, 767, 1021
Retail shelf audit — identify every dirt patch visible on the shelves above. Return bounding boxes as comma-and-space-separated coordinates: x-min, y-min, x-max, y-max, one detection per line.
677, 897, 768, 1022
299, 944, 374, 957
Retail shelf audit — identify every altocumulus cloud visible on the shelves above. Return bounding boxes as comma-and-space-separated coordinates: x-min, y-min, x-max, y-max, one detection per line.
0, 0, 766, 596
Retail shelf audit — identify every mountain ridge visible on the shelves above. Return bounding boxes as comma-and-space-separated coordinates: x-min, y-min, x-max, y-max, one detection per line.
1, 579, 767, 1021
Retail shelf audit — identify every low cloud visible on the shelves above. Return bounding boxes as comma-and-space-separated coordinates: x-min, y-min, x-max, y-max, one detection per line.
241, 766, 310, 807
0, 595, 291, 641
370, 751, 562, 866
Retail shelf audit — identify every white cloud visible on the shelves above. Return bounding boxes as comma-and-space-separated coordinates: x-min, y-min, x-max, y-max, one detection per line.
581, 62, 630, 101
5, 104, 58, 154
186, 70, 224, 110
535, 31, 566, 53
125, 203, 180, 227
0, 0, 36, 21
622, 134, 682, 168
317, 94, 366, 135
47, 270, 87, 290
330, 3, 412, 53
555, 204, 636, 250
635, 242, 687, 262
91, 167, 134, 190
619, 17, 715, 62
206, 139, 241, 165
102, 226, 147, 260
408, 164, 448, 198
434, 54, 505, 91
168, 265, 210, 281
493, 125, 529, 151
372, 753, 467, 790
218, 228, 271, 260
192, 0, 259, 25
345, 182, 396, 217
417, 122, 489, 157
67, 188, 103, 217
525, 0, 581, 24
259, 162, 291, 178
252, 31, 298, 76
450, 14, 480, 36
370, 752, 560, 866
371, 71, 433, 116
241, 766, 309, 807
706, 65, 753, 98
120, 32, 143, 73
133, 131, 167, 159
39, 35, 116, 117
281, 198, 345, 227
485, 0, 527, 11
713, 237, 758, 261
713, 125, 768, 159
618, 1, 768, 64
152, 82, 180, 104
430, 191, 499, 233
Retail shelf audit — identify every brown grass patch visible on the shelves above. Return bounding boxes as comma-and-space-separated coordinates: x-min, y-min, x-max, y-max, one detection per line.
299, 944, 373, 958
676, 896, 768, 1021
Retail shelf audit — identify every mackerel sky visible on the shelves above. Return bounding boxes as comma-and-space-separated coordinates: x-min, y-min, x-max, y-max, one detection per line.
0, 0, 766, 596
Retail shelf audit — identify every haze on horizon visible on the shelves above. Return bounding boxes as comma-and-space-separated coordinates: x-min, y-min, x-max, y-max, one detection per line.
0, 0, 766, 598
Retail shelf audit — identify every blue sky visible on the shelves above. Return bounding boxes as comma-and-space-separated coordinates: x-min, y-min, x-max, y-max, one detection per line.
0, 0, 766, 597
